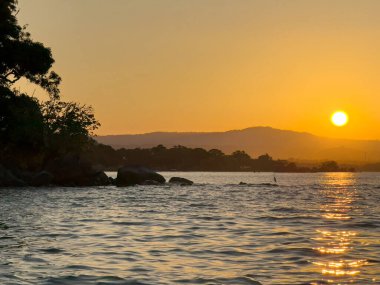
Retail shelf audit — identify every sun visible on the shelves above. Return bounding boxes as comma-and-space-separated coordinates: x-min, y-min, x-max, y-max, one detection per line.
331, 111, 348, 127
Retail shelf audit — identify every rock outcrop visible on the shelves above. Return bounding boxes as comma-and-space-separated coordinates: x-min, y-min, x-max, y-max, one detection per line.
169, 177, 193, 186
116, 166, 165, 187
45, 153, 110, 186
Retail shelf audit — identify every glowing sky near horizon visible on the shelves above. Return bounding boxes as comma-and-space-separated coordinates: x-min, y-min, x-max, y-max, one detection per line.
17, 0, 380, 139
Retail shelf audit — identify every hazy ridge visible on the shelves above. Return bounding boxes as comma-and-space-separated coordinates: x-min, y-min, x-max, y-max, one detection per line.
96, 127, 380, 163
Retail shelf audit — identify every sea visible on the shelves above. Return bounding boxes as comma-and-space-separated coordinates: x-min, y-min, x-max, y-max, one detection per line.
0, 172, 379, 285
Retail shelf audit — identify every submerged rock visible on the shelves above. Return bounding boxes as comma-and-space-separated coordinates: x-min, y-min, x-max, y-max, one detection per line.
169, 177, 193, 186
116, 166, 165, 187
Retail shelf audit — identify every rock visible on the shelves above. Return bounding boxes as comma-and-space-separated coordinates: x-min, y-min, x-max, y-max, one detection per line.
44, 153, 110, 186
31, 171, 54, 187
169, 177, 193, 186
108, 177, 116, 185
0, 165, 26, 187
116, 166, 165, 187
92, 171, 111, 186
141, 180, 162, 185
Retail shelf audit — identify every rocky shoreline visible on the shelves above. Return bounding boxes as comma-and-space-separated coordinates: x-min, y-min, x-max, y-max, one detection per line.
0, 154, 193, 187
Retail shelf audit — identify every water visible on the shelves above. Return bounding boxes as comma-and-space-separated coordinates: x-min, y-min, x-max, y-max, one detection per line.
0, 172, 379, 285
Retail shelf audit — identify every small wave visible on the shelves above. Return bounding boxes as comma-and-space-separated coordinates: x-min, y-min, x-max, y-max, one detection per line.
269, 231, 292, 236
112, 221, 148, 226
229, 182, 279, 187
39, 248, 65, 254
70, 202, 84, 207
0, 222, 9, 230
43, 275, 149, 285
23, 254, 47, 263
348, 221, 378, 228
266, 247, 315, 256
130, 267, 151, 273
257, 215, 318, 221
189, 248, 251, 257
0, 235, 14, 240
65, 265, 95, 270
270, 207, 302, 213
188, 203, 215, 208
175, 276, 262, 284
78, 218, 105, 222
197, 216, 221, 221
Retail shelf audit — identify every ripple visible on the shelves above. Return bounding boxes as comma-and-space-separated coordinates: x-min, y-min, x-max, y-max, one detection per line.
0, 172, 379, 285
43, 275, 149, 285
176, 276, 262, 284
23, 254, 47, 263
0, 222, 9, 230
39, 248, 65, 254
112, 221, 148, 226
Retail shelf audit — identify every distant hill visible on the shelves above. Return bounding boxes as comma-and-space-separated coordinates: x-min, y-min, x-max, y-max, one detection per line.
95, 127, 380, 163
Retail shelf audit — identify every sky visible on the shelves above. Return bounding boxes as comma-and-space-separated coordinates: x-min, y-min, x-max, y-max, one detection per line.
17, 0, 380, 140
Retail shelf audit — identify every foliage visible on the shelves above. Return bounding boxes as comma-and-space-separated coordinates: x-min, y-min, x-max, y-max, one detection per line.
0, 0, 100, 170
44, 101, 99, 136
315, 161, 339, 172
84, 143, 351, 172
0, 0, 61, 99
0, 87, 44, 148
0, 86, 45, 169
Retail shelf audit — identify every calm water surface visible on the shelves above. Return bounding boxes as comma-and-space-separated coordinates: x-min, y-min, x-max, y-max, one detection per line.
0, 172, 379, 285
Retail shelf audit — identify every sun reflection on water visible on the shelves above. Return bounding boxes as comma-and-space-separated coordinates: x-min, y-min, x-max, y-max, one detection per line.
312, 173, 369, 284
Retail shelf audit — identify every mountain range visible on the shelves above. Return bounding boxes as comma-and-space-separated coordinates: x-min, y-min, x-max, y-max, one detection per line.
95, 127, 380, 163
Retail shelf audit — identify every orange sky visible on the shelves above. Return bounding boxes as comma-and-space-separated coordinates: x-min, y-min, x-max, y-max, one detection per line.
18, 0, 380, 140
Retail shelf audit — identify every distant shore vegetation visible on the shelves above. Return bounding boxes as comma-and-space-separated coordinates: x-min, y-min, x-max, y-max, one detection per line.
84, 143, 355, 173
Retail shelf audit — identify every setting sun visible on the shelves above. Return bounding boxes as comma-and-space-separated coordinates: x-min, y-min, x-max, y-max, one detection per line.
331, 111, 349, 127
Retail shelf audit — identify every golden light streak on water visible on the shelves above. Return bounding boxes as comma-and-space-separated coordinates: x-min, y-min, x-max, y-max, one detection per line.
315, 247, 348, 254
314, 259, 368, 277
311, 173, 372, 284
322, 213, 351, 220
321, 269, 360, 276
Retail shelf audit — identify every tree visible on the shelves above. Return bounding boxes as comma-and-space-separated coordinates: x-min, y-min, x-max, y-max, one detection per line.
0, 87, 44, 147
41, 100, 100, 154
258, 153, 272, 162
318, 161, 339, 172
0, 0, 61, 99
0, 0, 101, 171
209, 149, 224, 157
232, 150, 251, 160
0, 86, 45, 169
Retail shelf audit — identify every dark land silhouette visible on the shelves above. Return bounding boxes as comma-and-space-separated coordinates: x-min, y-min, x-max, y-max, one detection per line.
96, 127, 380, 163
0, 0, 103, 186
0, 1, 379, 188
83, 143, 354, 173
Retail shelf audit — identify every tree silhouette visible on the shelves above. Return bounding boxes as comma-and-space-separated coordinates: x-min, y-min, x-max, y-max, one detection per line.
0, 0, 100, 171
0, 0, 61, 99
